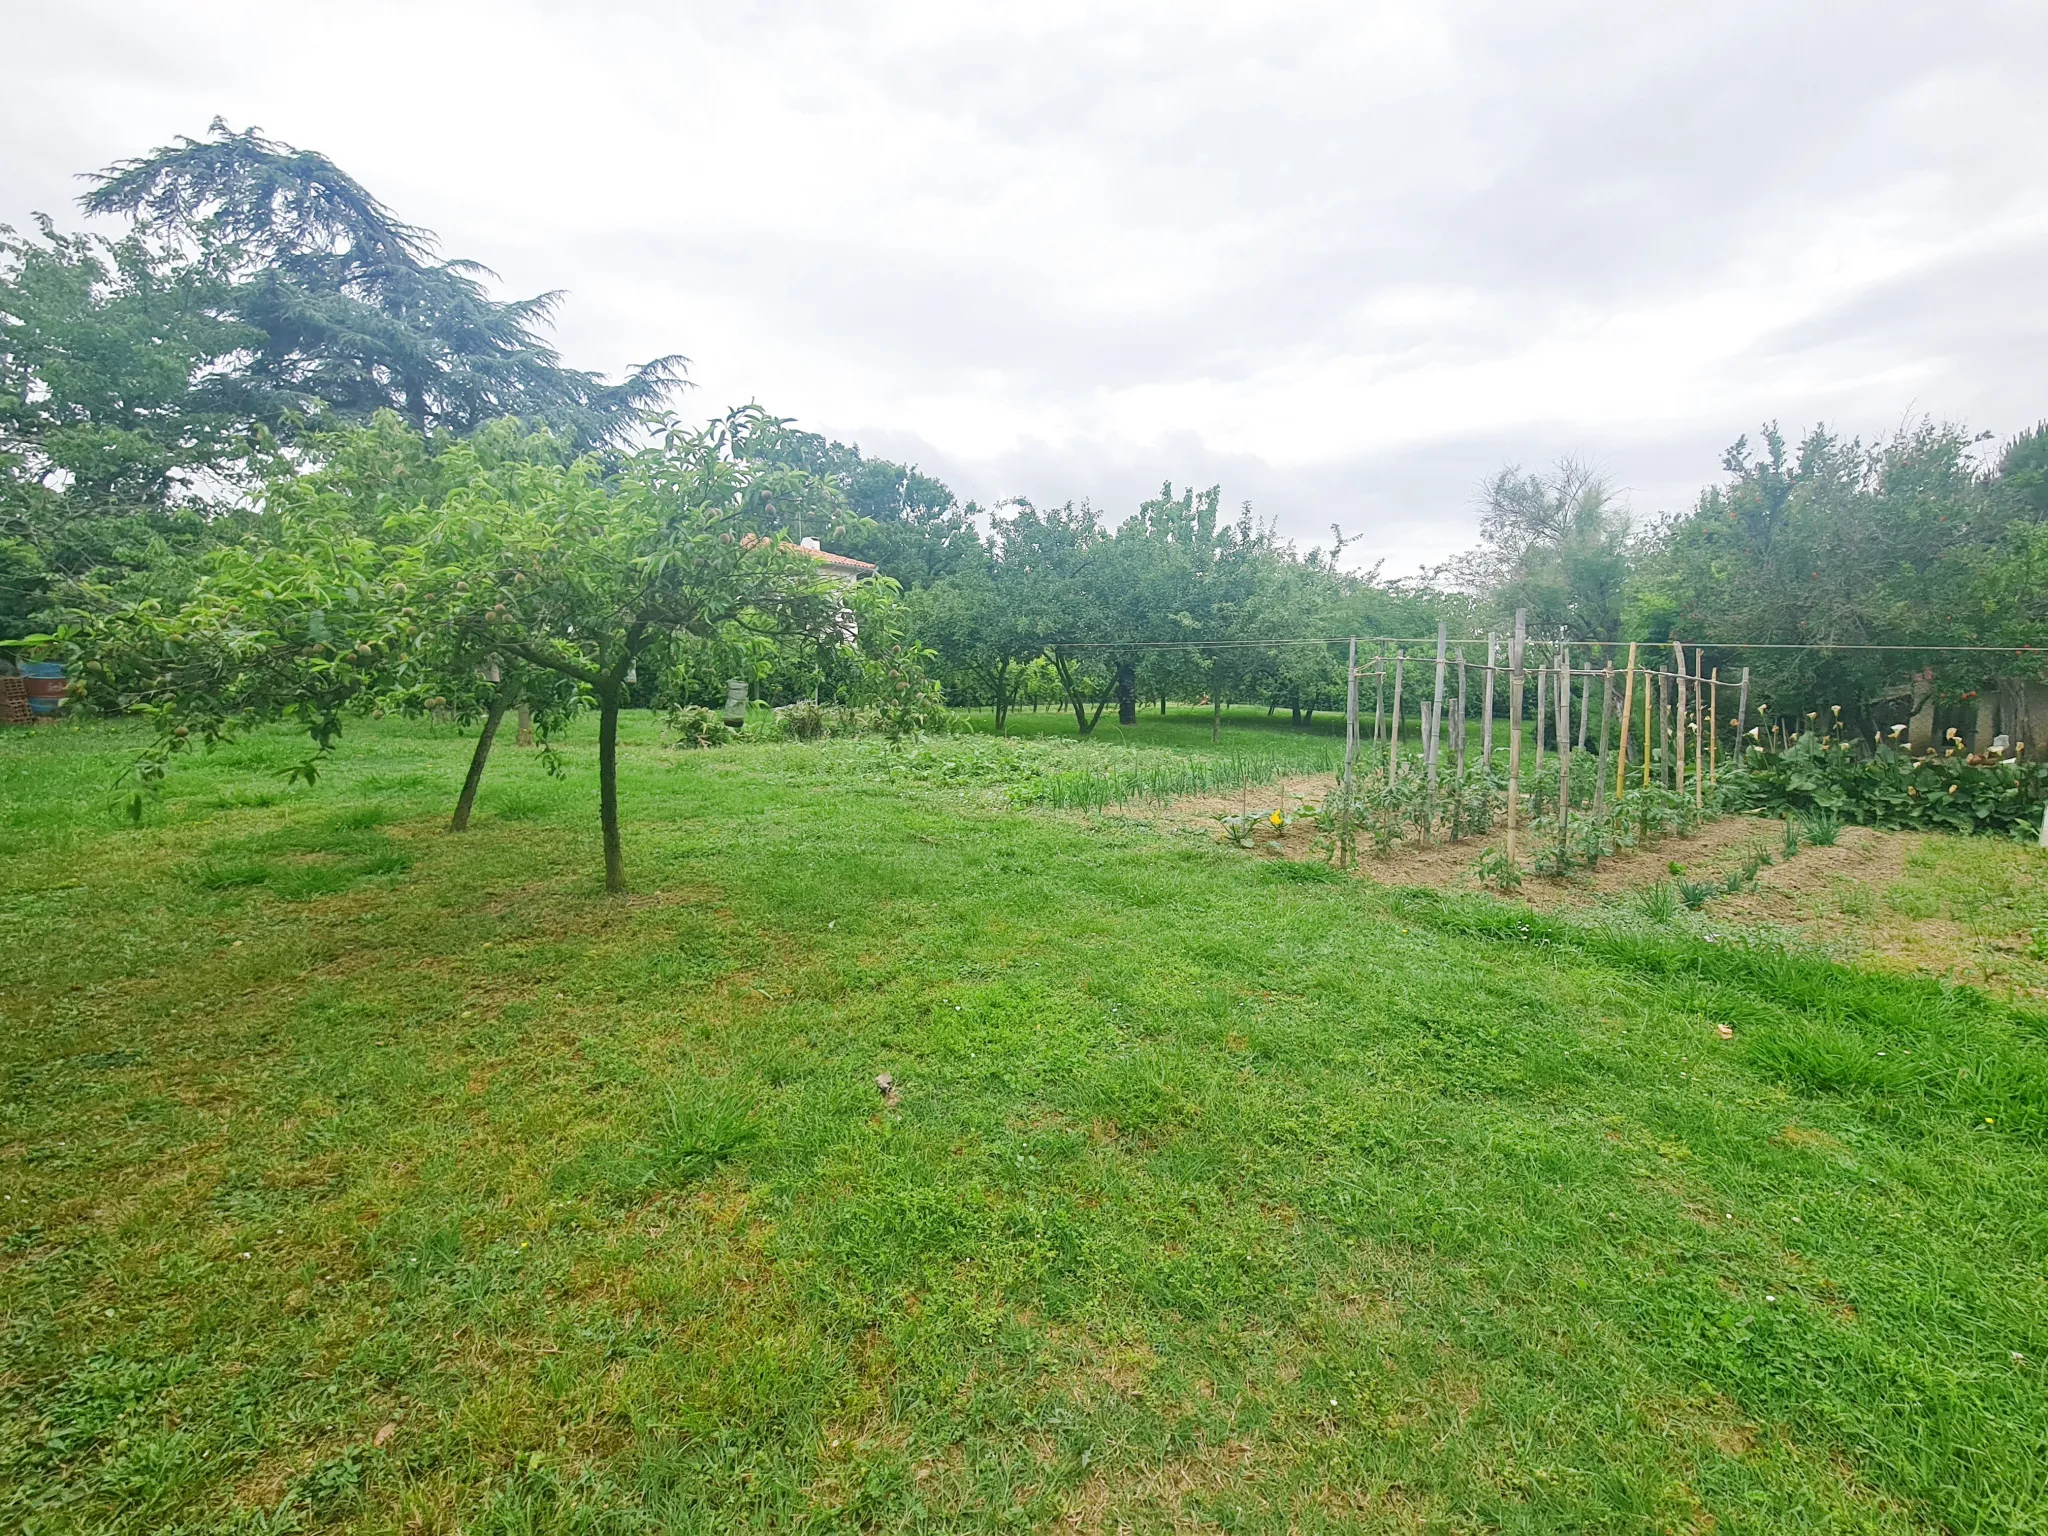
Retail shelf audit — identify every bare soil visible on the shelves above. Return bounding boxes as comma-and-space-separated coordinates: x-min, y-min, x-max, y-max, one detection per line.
1119, 772, 2048, 999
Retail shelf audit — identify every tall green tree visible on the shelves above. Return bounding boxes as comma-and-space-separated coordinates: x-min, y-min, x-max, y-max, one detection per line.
82, 120, 683, 447
416, 409, 844, 891
1629, 420, 2039, 734
0, 218, 266, 638
742, 419, 982, 586
53, 414, 584, 820
1451, 458, 1632, 640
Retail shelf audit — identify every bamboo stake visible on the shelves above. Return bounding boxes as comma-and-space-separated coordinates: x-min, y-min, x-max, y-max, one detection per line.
1534, 662, 1548, 782
1616, 642, 1638, 800
1483, 635, 1497, 765
1670, 641, 1688, 797
1736, 665, 1751, 746
1388, 650, 1405, 789
1506, 611, 1526, 859
1576, 659, 1591, 752
1343, 637, 1359, 789
1427, 619, 1448, 791
1555, 647, 1572, 847
1455, 647, 1468, 778
1373, 648, 1386, 747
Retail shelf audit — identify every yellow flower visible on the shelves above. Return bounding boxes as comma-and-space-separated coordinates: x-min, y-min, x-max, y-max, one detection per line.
1269, 810, 1285, 827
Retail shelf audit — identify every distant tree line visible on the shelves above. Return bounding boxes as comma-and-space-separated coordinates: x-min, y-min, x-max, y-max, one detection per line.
8, 124, 2047, 754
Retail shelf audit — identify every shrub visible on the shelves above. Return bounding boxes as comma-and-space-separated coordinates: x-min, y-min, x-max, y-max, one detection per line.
774, 699, 828, 740
666, 705, 732, 749
1728, 736, 2048, 837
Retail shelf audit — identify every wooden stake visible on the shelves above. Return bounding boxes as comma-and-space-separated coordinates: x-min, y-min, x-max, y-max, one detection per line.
1736, 665, 1751, 747
1595, 663, 1615, 813
1506, 611, 1526, 858
1709, 666, 1719, 788
1555, 647, 1572, 846
1642, 658, 1653, 789
1373, 648, 1386, 747
1616, 642, 1638, 800
1427, 619, 1448, 790
1534, 662, 1548, 782
1657, 669, 1671, 789
1343, 637, 1359, 789
1693, 651, 1705, 808
1388, 650, 1405, 789
1455, 647, 1468, 778
1483, 635, 1497, 765
1670, 641, 1688, 797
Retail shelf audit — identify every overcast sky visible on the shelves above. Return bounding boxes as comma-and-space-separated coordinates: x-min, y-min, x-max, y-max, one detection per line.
6, 0, 2046, 570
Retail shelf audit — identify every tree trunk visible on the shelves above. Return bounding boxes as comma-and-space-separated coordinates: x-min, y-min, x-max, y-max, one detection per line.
1909, 669, 1936, 753
1972, 690, 1997, 753
1116, 660, 1137, 726
992, 660, 1012, 732
1070, 691, 1093, 734
1051, 653, 1106, 736
516, 702, 534, 747
598, 684, 626, 894
451, 675, 518, 832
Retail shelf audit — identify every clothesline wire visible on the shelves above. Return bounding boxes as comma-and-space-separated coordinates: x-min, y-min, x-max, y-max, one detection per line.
1045, 637, 2043, 655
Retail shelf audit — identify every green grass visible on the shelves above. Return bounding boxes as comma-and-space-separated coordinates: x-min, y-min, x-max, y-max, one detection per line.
3, 714, 2047, 1533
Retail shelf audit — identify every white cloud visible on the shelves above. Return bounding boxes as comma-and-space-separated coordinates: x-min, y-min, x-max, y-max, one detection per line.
4, 0, 2045, 572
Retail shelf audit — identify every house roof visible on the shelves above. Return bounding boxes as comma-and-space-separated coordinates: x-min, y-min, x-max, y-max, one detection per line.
799, 538, 877, 578
737, 533, 878, 578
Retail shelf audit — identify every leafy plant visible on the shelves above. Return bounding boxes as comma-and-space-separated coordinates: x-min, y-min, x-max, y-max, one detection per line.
1314, 778, 1365, 868
1729, 735, 2048, 838
1782, 817, 1801, 859
1571, 813, 1618, 872
1633, 881, 1679, 923
1473, 844, 1523, 892
774, 699, 828, 740
1720, 847, 1769, 895
1678, 878, 1716, 911
1363, 777, 1419, 858
666, 704, 733, 749
1799, 809, 1844, 846
1530, 836, 1575, 880
1218, 810, 1269, 849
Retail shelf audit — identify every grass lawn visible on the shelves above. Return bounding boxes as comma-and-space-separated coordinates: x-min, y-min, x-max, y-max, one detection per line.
3, 714, 2046, 1534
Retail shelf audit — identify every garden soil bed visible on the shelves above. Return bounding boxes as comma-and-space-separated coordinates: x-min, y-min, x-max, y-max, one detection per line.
1117, 773, 2045, 999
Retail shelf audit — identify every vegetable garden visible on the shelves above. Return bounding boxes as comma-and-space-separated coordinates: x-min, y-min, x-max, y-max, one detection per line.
5, 119, 2048, 1536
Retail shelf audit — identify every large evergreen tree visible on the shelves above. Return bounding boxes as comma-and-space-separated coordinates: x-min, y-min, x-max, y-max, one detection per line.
82, 120, 684, 448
